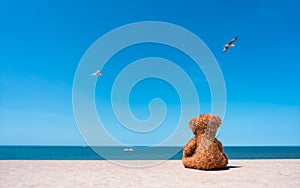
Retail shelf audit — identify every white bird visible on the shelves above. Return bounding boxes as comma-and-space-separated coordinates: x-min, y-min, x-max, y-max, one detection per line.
223, 37, 238, 53
90, 70, 102, 77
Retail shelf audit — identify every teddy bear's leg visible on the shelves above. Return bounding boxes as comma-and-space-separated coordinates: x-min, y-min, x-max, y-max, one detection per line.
184, 150, 227, 170
183, 154, 210, 170
182, 155, 198, 169
184, 154, 216, 170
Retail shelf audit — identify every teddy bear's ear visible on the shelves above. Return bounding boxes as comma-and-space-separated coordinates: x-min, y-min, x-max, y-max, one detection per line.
209, 115, 222, 127
188, 118, 197, 133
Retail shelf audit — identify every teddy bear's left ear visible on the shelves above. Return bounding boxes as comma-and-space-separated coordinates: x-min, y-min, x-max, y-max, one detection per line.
188, 118, 197, 133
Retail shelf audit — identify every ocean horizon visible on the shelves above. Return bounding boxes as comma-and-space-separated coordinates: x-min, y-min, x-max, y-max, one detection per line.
0, 146, 299, 160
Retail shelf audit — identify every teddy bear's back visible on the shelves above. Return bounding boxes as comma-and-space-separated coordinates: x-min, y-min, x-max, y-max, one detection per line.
194, 137, 228, 169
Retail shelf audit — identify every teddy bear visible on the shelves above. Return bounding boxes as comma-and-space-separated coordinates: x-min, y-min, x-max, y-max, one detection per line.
182, 114, 228, 170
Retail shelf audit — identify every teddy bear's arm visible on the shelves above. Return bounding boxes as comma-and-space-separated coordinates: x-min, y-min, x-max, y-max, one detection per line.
215, 139, 224, 153
215, 139, 229, 165
183, 138, 197, 157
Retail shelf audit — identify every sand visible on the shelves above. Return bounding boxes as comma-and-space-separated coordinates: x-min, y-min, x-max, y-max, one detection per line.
1, 160, 300, 187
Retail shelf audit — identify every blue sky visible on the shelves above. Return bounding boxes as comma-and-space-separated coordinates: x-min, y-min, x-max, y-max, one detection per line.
0, 0, 299, 146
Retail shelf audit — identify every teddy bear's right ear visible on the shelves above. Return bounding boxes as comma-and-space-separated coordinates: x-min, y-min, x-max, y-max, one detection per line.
215, 116, 222, 125
209, 115, 222, 128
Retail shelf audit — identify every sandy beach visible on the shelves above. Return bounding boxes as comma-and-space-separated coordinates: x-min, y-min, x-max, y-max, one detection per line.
1, 160, 299, 187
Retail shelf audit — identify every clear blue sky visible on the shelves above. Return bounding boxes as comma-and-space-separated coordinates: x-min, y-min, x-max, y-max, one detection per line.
0, 0, 299, 146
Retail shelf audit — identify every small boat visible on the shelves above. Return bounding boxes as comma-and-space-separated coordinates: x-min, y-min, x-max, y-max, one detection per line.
123, 148, 134, 152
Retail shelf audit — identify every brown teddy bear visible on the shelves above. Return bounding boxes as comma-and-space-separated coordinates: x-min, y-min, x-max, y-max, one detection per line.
182, 114, 228, 170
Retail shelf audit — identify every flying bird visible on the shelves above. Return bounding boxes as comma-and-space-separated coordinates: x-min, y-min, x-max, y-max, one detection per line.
90, 70, 102, 77
223, 37, 238, 53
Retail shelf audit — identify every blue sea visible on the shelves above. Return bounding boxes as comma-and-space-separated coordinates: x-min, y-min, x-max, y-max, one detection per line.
0, 146, 299, 160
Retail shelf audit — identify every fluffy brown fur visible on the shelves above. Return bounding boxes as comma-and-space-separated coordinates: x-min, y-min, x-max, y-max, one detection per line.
182, 114, 228, 170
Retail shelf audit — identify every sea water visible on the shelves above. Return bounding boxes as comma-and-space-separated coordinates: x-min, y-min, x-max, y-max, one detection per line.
0, 146, 299, 160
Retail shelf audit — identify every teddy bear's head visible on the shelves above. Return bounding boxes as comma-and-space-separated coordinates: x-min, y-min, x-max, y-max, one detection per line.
188, 114, 222, 135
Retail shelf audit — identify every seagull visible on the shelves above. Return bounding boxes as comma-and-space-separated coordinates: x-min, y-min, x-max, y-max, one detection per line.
223, 37, 238, 53
90, 70, 102, 77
